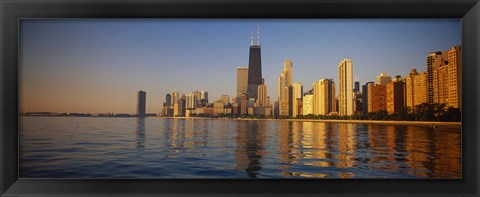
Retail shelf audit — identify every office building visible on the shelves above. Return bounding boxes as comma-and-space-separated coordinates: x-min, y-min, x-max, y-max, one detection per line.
338, 58, 354, 116
172, 91, 179, 105
137, 90, 146, 117
247, 28, 263, 100
368, 84, 387, 113
386, 76, 406, 114
292, 82, 303, 117
447, 46, 462, 109
257, 81, 267, 107
362, 82, 375, 114
313, 79, 336, 115
426, 51, 447, 104
406, 69, 427, 111
302, 94, 314, 115
165, 94, 172, 107
186, 93, 197, 110
278, 58, 293, 116
236, 67, 249, 96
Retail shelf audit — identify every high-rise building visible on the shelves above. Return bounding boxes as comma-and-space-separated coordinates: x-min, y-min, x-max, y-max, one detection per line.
368, 84, 387, 113
447, 46, 462, 109
236, 67, 249, 96
278, 58, 293, 116
313, 79, 336, 115
354, 81, 360, 93
426, 51, 448, 104
286, 86, 293, 116
362, 82, 375, 114
165, 94, 172, 107
257, 80, 268, 107
386, 76, 406, 114
201, 91, 208, 104
247, 28, 263, 100
406, 69, 427, 111
338, 58, 354, 116
302, 94, 314, 115
137, 90, 146, 117
292, 82, 303, 117
186, 93, 197, 109
376, 73, 392, 85
172, 91, 179, 105
220, 95, 230, 104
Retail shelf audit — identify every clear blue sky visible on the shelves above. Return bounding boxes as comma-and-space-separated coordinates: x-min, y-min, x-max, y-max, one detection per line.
20, 19, 461, 114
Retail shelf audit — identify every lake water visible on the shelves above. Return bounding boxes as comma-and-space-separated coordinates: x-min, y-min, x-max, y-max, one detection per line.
19, 116, 461, 179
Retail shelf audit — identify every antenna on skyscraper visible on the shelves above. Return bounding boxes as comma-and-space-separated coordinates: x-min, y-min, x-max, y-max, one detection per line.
257, 26, 260, 45
250, 32, 253, 46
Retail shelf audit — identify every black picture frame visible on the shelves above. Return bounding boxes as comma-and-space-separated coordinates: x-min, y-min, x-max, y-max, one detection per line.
1, 0, 479, 196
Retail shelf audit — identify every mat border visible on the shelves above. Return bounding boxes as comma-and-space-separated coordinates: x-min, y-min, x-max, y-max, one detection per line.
1, 0, 479, 196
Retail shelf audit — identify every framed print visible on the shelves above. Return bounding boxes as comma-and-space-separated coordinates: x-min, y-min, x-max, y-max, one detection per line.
1, 0, 479, 196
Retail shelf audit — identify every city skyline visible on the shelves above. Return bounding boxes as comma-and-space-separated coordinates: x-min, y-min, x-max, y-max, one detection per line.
20, 19, 461, 114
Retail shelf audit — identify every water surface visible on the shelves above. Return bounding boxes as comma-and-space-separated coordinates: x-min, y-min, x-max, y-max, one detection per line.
19, 117, 461, 178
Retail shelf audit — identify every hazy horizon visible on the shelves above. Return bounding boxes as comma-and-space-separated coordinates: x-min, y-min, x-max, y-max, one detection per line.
20, 19, 461, 114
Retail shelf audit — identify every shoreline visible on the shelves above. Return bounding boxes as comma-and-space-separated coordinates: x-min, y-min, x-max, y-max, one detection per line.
22, 115, 461, 127
157, 116, 461, 127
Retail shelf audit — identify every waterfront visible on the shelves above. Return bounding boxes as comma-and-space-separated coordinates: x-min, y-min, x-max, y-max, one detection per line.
19, 116, 461, 178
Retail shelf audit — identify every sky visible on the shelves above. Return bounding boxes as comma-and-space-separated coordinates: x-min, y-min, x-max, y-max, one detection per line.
19, 19, 461, 114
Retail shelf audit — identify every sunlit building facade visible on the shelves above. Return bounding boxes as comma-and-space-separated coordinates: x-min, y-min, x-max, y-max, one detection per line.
338, 58, 354, 116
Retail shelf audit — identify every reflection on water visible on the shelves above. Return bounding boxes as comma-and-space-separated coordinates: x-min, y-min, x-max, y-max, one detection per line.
19, 117, 461, 178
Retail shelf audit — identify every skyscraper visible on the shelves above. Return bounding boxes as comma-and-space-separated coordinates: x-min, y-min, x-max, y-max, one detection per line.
186, 93, 197, 110
313, 79, 336, 115
368, 84, 387, 113
137, 90, 146, 117
362, 82, 375, 114
406, 69, 427, 111
386, 76, 406, 114
338, 58, 354, 116
247, 28, 262, 100
302, 94, 314, 115
292, 82, 303, 117
354, 81, 360, 93
426, 51, 447, 104
165, 94, 172, 107
172, 91, 179, 105
257, 80, 268, 107
447, 46, 462, 109
236, 67, 249, 96
278, 58, 293, 116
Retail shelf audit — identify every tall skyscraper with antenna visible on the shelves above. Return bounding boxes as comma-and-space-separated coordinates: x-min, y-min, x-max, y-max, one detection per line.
247, 27, 263, 100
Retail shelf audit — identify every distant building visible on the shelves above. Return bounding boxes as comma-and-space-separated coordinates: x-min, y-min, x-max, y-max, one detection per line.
426, 51, 447, 104
200, 91, 209, 106
292, 82, 303, 117
368, 84, 387, 113
236, 67, 249, 96
213, 100, 226, 115
257, 80, 268, 107
338, 58, 354, 116
165, 94, 172, 107
136, 91, 146, 117
247, 28, 263, 100
172, 91, 179, 105
220, 95, 230, 104
362, 82, 375, 114
406, 69, 427, 112
386, 76, 406, 114
302, 94, 314, 115
278, 58, 293, 116
376, 72, 392, 85
186, 93, 197, 110
447, 46, 462, 109
313, 79, 336, 115
354, 81, 360, 93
